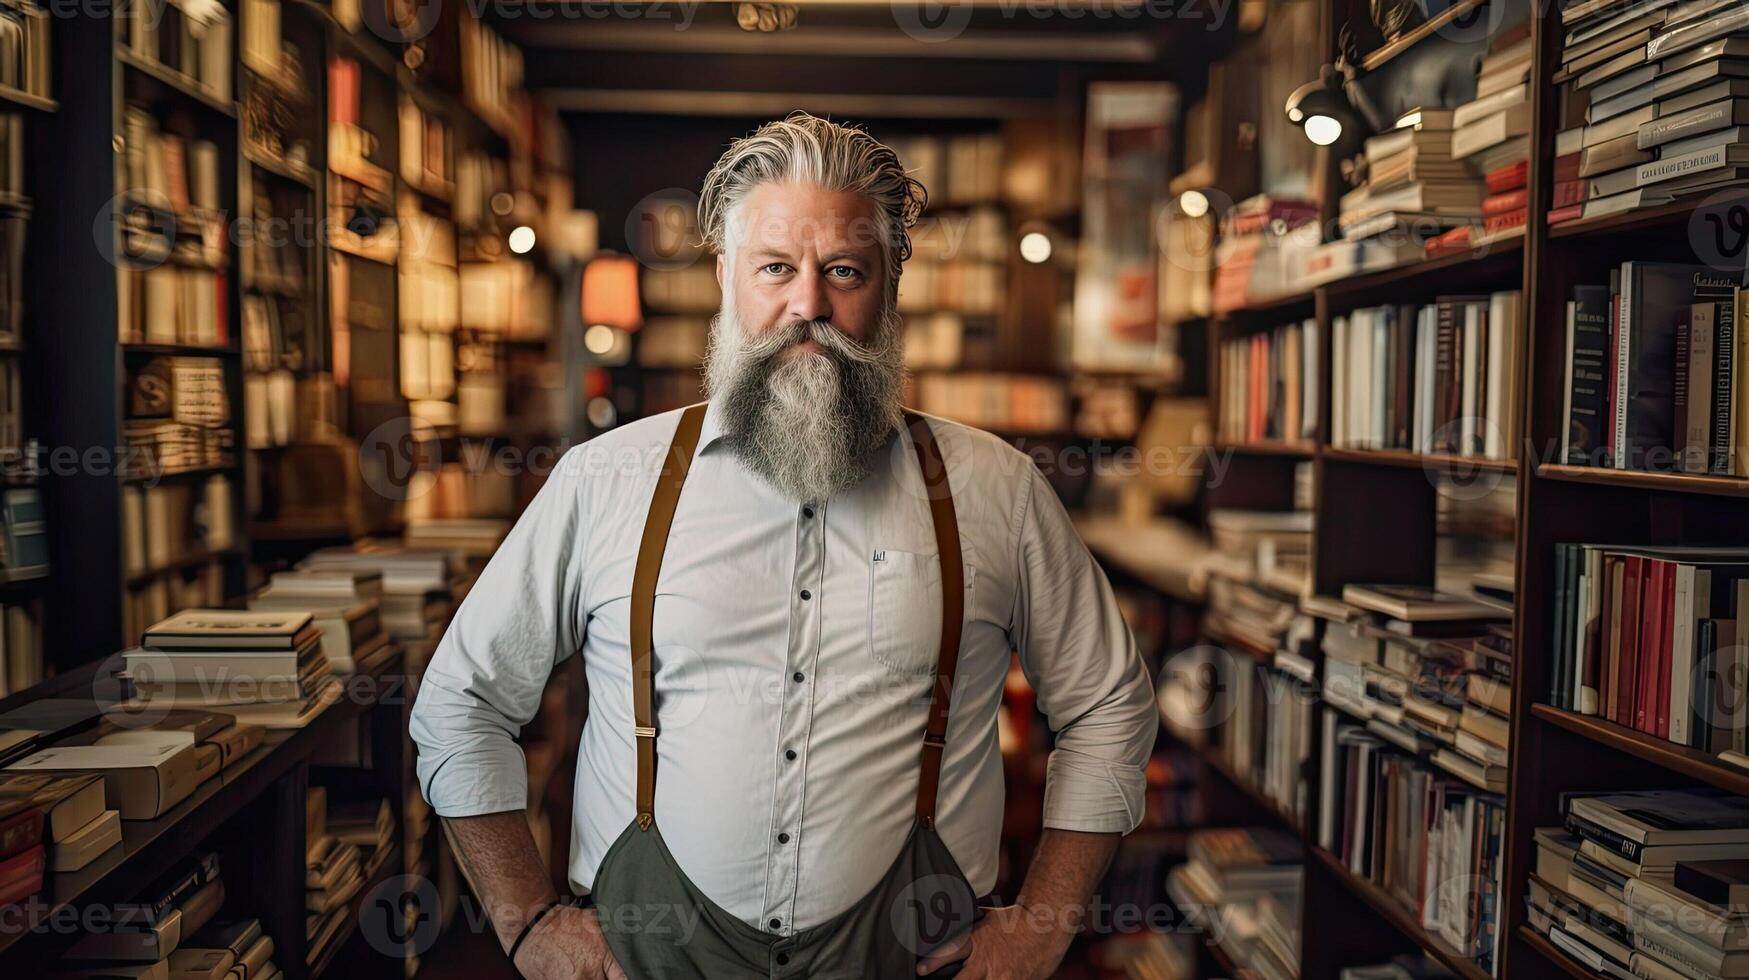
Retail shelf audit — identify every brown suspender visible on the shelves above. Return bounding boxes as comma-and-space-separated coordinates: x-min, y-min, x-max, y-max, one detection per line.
902, 410, 963, 829
630, 402, 708, 830
628, 405, 964, 832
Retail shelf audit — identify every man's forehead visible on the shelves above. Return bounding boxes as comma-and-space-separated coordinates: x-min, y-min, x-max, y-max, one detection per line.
733, 182, 883, 256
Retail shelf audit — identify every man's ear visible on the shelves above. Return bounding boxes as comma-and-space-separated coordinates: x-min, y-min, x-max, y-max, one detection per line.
715, 254, 725, 291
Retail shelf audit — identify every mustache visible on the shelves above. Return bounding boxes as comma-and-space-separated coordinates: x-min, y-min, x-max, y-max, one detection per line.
738, 319, 894, 369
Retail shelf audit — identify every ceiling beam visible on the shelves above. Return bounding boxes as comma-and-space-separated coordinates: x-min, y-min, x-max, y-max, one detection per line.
542, 88, 1055, 117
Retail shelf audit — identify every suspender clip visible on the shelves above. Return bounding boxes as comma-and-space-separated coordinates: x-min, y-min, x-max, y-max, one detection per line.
634, 726, 658, 739
922, 732, 947, 747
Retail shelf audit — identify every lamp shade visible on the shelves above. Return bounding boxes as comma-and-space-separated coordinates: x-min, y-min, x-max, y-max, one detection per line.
581, 253, 643, 332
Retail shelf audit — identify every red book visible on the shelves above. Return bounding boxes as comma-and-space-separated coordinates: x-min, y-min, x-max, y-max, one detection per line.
1547, 204, 1585, 225
1554, 179, 1587, 209
1425, 225, 1474, 258
0, 843, 43, 906
1655, 561, 1678, 739
1637, 560, 1668, 734
1616, 556, 1644, 727
1249, 334, 1265, 442
0, 802, 42, 862
1598, 554, 1621, 718
1554, 152, 1582, 183
1484, 210, 1528, 233
1484, 189, 1529, 217
1485, 160, 1529, 195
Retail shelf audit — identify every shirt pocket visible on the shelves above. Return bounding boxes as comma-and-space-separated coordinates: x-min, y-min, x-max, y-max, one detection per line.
866, 549, 972, 675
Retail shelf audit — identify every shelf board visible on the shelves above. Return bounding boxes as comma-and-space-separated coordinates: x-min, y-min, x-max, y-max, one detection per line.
1213, 441, 1316, 458
117, 50, 237, 118
1324, 448, 1517, 473
1307, 846, 1492, 980
244, 149, 318, 190
1531, 702, 1749, 796
0, 84, 55, 112
1360, 0, 1489, 71
1516, 925, 1598, 980
123, 461, 241, 485
1535, 462, 1749, 497
1323, 237, 1525, 307
1215, 290, 1316, 320
1545, 198, 1707, 241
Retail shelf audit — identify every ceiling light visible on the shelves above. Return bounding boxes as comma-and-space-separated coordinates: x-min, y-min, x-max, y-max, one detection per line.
508, 225, 536, 254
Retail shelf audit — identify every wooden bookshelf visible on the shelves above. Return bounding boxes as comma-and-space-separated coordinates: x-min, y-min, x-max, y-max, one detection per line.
1534, 462, 1749, 498
1308, 846, 1493, 980
1530, 703, 1749, 798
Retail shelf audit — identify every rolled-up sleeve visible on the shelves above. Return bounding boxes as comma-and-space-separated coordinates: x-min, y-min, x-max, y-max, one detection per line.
1010, 466, 1157, 834
409, 446, 589, 818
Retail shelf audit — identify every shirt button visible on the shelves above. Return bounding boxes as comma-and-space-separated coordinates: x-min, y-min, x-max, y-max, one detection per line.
802, 506, 814, 519
785, 748, 797, 761
799, 589, 811, 600
776, 952, 791, 966
770, 918, 782, 930
778, 832, 790, 844
792, 671, 804, 683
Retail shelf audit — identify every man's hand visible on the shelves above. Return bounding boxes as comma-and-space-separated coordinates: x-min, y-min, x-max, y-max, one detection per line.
914, 904, 1072, 979
513, 905, 627, 980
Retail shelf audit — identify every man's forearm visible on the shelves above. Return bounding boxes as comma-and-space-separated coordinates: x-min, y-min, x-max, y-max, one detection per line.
441, 812, 559, 952
1013, 828, 1119, 944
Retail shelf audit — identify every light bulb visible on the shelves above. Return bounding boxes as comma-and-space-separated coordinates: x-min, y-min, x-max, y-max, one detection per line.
1179, 190, 1210, 218
508, 225, 536, 254
584, 324, 617, 354
1304, 115, 1343, 146
1018, 231, 1052, 264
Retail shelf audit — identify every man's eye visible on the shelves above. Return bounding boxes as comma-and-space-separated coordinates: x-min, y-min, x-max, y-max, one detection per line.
827, 267, 860, 280
762, 263, 790, 275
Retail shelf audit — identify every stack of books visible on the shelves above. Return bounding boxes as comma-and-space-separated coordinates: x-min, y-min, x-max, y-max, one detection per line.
123, 610, 338, 730
1165, 827, 1303, 979
304, 786, 369, 966
1532, 788, 1749, 978
248, 569, 389, 675
1332, 109, 1481, 269
1216, 319, 1319, 446
94, 707, 264, 774
60, 851, 227, 968
1211, 195, 1320, 312
1450, 28, 1534, 245
299, 544, 466, 652
1558, 263, 1748, 473
1319, 712, 1507, 974
0, 772, 114, 876
1329, 585, 1514, 793
1550, 0, 1749, 223
1330, 292, 1523, 461
1544, 542, 1749, 754
403, 517, 510, 569
5, 732, 204, 822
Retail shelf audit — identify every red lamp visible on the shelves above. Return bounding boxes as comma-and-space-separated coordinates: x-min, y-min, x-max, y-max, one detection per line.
580, 253, 643, 332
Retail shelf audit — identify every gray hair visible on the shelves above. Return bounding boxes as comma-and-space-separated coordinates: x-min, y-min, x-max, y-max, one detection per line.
698, 111, 928, 295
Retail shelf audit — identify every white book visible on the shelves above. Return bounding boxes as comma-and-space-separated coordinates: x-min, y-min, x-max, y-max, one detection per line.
1332, 315, 1349, 447
1372, 309, 1389, 449
1669, 564, 1709, 747
1461, 303, 1482, 455
1301, 317, 1319, 441
1352, 310, 1372, 449
1485, 293, 1508, 458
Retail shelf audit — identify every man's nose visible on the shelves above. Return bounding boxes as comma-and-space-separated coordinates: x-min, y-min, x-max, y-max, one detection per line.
785, 267, 832, 324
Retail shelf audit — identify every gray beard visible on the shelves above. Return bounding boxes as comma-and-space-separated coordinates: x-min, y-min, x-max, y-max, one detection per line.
704, 306, 906, 504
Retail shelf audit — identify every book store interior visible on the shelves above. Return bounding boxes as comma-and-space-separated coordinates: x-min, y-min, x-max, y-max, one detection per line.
17, 0, 1749, 978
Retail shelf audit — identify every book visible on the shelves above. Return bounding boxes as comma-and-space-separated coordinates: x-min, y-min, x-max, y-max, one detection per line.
1676, 858, 1749, 909
1342, 584, 1511, 622
51, 808, 121, 872
6, 741, 201, 820
144, 610, 317, 650
0, 772, 106, 842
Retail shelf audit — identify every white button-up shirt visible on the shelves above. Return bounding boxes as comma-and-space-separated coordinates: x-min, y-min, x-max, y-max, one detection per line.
410, 402, 1156, 932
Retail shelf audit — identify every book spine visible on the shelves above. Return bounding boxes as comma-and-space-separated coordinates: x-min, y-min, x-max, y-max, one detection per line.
1612, 276, 1626, 468
1707, 287, 1735, 476
1566, 811, 1643, 863
0, 807, 42, 861
1435, 302, 1460, 454
1675, 312, 1691, 468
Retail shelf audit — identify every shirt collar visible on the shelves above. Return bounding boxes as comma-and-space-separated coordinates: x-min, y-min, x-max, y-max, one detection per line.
696, 398, 730, 455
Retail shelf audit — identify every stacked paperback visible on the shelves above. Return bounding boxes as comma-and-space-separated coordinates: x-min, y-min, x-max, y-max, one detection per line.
1165, 827, 1303, 980
1328, 585, 1514, 794
1211, 196, 1320, 312
123, 610, 338, 729
1533, 788, 1749, 979
248, 569, 390, 675
0, 772, 116, 884
1330, 109, 1482, 273
298, 543, 466, 657
1544, 542, 1749, 756
305, 787, 390, 966
1550, 0, 1749, 224
1446, 26, 1534, 248
1558, 262, 1748, 473
1330, 292, 1523, 461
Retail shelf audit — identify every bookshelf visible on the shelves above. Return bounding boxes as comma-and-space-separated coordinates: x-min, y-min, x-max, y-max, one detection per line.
1114, 1, 1749, 978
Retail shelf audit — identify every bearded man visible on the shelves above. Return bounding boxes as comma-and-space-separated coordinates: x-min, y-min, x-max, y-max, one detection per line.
409, 112, 1155, 980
